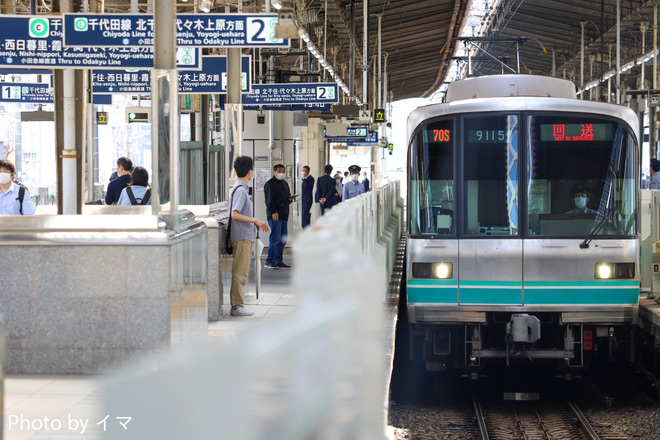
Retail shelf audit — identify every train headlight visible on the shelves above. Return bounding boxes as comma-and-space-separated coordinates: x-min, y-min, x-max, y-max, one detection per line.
594, 262, 635, 279
412, 262, 453, 279
595, 263, 613, 279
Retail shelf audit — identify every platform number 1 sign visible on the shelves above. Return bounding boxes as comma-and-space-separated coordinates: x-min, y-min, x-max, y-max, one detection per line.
2, 86, 20, 100
316, 86, 335, 101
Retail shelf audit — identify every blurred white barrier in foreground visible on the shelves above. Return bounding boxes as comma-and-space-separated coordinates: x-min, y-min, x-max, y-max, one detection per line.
103, 182, 403, 439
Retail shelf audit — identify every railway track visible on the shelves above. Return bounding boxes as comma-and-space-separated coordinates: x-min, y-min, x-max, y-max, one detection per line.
472, 397, 623, 440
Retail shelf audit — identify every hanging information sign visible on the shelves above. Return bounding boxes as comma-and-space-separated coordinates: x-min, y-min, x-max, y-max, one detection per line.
92, 56, 251, 94
0, 82, 51, 103
242, 83, 338, 105
0, 16, 201, 69
63, 13, 289, 48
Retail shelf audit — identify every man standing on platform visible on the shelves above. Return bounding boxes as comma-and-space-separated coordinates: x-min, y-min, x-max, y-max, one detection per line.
315, 164, 339, 215
301, 165, 314, 228
229, 156, 269, 316
105, 157, 133, 205
0, 159, 35, 215
342, 164, 365, 201
651, 159, 660, 189
264, 164, 294, 269
362, 171, 370, 192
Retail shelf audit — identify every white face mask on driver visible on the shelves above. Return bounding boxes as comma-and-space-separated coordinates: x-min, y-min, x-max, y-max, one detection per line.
0, 172, 11, 185
351, 173, 359, 181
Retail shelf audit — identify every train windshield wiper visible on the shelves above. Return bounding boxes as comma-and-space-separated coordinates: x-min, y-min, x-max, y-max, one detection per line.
579, 211, 612, 249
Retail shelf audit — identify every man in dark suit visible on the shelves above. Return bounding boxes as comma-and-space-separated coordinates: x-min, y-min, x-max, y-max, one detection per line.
362, 172, 370, 192
315, 164, 339, 215
301, 165, 314, 228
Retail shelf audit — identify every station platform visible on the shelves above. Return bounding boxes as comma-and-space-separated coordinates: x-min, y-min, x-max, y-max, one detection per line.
3, 249, 401, 439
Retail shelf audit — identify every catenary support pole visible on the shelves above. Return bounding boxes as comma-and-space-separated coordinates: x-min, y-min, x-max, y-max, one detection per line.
152, 0, 179, 227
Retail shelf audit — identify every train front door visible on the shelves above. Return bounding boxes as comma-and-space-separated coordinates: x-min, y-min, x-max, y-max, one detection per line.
458, 113, 523, 306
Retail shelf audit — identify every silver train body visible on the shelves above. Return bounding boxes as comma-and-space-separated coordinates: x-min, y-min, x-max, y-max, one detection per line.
406, 75, 640, 373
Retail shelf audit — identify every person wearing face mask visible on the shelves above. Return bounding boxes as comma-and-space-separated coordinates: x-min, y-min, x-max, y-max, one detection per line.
342, 164, 366, 201
0, 159, 35, 215
315, 164, 339, 214
334, 173, 343, 202
565, 185, 597, 214
228, 156, 269, 317
264, 164, 294, 269
105, 156, 133, 205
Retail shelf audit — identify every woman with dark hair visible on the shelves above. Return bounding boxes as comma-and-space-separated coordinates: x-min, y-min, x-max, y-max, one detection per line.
117, 166, 151, 206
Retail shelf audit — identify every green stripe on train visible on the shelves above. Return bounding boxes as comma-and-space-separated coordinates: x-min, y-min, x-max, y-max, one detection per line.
407, 279, 639, 304
459, 288, 522, 304
524, 288, 639, 304
407, 286, 458, 303
524, 280, 639, 288
408, 279, 458, 286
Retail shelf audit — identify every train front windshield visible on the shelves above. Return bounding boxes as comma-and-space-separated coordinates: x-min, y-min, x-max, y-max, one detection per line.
408, 113, 637, 238
527, 115, 637, 237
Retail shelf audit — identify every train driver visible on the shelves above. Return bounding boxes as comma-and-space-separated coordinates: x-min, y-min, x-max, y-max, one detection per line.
565, 185, 597, 214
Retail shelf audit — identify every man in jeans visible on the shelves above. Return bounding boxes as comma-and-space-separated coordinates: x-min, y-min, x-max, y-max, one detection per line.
229, 156, 269, 316
264, 163, 294, 269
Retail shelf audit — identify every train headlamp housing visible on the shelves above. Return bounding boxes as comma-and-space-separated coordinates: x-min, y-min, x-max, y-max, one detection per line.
594, 262, 635, 279
412, 262, 453, 279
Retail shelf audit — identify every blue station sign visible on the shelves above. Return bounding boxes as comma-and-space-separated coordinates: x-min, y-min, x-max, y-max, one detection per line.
242, 83, 338, 105
346, 126, 368, 137
0, 82, 51, 103
92, 56, 251, 94
63, 13, 289, 48
0, 16, 201, 69
326, 131, 379, 144
244, 103, 332, 112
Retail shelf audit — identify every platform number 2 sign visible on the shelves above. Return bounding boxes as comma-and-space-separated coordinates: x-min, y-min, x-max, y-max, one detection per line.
2, 86, 21, 100
316, 86, 335, 101
247, 17, 282, 44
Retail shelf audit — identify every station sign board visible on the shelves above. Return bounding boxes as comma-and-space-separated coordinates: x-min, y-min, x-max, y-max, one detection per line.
242, 83, 338, 105
63, 13, 289, 48
0, 16, 201, 69
347, 126, 368, 137
243, 103, 332, 112
326, 131, 378, 143
0, 82, 51, 103
92, 56, 251, 94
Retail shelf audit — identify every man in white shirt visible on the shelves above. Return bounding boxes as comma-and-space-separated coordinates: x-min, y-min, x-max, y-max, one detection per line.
0, 159, 35, 215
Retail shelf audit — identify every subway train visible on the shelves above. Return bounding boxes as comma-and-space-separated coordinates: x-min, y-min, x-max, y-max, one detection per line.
406, 75, 640, 377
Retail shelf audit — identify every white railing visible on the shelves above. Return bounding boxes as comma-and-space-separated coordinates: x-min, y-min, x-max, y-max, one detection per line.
103, 182, 404, 440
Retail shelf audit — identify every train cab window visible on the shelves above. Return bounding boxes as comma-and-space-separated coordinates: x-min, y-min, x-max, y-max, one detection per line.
462, 114, 519, 236
408, 118, 455, 236
527, 115, 637, 237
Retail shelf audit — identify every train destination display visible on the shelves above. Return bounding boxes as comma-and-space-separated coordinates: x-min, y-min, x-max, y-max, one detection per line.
540, 123, 615, 142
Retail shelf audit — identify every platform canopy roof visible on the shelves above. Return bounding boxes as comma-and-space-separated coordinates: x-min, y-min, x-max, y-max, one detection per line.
21, 0, 659, 102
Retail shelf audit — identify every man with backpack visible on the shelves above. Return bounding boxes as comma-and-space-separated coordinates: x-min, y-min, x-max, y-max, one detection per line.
0, 159, 34, 215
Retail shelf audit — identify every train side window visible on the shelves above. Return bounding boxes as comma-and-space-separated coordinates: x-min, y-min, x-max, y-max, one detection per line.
462, 114, 519, 236
408, 118, 454, 236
